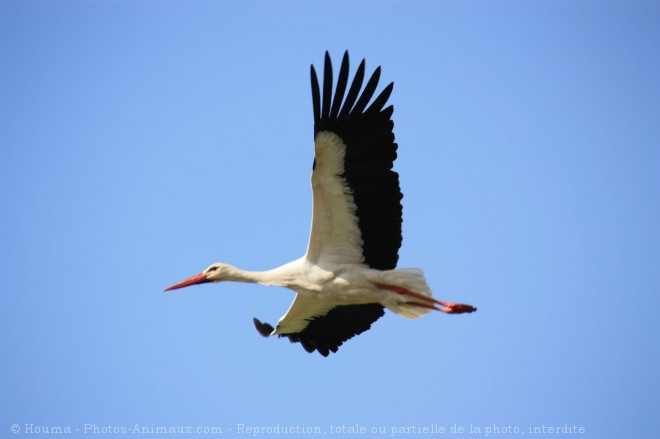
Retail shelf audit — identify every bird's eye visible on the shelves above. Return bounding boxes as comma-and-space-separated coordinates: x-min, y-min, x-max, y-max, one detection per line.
207, 266, 219, 273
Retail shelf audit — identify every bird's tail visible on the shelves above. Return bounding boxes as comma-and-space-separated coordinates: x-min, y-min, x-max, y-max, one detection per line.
378, 268, 435, 319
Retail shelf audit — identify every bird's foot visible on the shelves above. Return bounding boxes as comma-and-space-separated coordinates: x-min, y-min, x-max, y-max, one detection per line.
440, 302, 477, 314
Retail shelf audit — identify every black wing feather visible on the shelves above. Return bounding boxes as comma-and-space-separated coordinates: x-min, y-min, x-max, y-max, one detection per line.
321, 52, 333, 120
338, 58, 365, 119
329, 51, 350, 119
351, 66, 381, 114
265, 304, 385, 357
310, 66, 321, 132
367, 82, 394, 114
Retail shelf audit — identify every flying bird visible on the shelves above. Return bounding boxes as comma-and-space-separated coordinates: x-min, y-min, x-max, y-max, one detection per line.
164, 51, 476, 356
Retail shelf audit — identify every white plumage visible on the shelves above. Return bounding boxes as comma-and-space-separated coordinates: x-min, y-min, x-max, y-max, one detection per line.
164, 52, 476, 356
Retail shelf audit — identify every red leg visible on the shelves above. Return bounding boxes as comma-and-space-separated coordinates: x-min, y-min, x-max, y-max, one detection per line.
406, 301, 442, 311
375, 283, 477, 314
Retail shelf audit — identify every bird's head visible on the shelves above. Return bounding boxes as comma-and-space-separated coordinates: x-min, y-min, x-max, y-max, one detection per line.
163, 263, 234, 291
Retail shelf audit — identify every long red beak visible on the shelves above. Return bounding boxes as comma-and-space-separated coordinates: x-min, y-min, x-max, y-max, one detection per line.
163, 273, 210, 292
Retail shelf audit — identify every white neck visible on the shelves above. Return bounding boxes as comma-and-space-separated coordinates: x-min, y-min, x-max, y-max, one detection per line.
222, 265, 289, 287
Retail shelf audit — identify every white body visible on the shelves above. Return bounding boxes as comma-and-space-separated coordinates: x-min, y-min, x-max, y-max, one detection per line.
202, 131, 434, 335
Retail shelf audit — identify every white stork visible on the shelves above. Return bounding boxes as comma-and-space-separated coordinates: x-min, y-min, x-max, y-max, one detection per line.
164, 51, 476, 356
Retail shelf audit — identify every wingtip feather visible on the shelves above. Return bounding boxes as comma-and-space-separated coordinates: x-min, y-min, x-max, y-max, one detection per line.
253, 318, 275, 337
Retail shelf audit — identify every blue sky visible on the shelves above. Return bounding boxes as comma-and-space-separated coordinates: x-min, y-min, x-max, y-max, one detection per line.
2, 1, 659, 437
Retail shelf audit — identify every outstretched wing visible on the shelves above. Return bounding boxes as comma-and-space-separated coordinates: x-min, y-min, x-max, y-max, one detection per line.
254, 294, 385, 357
259, 52, 401, 356
305, 51, 402, 270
